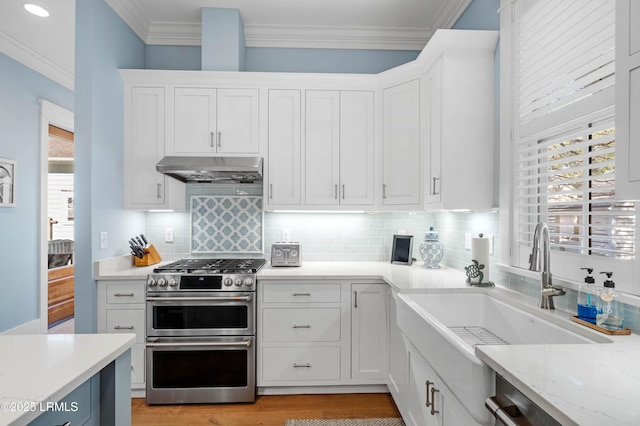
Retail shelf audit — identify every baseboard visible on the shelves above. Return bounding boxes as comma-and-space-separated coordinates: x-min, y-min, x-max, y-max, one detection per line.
258, 384, 389, 395
1, 319, 41, 335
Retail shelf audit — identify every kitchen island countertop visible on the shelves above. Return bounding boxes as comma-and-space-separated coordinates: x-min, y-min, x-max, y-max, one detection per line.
0, 333, 135, 426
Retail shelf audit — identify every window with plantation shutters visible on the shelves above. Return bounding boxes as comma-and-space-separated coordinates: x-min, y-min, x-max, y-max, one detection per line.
509, 0, 635, 275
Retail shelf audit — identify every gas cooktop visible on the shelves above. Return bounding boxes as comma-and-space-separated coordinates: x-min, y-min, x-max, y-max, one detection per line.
152, 258, 266, 275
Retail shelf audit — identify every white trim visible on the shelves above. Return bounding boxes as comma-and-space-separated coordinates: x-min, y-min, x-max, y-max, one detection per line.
39, 100, 74, 334
105, 0, 472, 51
258, 384, 388, 395
1, 319, 41, 335
0, 32, 74, 90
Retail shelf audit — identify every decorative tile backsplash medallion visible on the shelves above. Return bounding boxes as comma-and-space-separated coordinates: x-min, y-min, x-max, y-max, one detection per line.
190, 196, 263, 253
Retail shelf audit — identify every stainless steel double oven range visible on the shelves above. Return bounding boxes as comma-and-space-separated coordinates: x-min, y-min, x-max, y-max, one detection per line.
145, 258, 266, 404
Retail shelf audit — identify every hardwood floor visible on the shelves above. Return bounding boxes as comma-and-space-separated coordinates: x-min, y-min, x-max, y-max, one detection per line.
132, 393, 401, 425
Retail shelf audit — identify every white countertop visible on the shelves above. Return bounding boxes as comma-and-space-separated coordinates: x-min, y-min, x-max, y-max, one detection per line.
0, 333, 136, 426
93, 258, 640, 424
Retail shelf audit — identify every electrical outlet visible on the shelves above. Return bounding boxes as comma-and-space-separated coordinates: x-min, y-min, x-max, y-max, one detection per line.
464, 233, 471, 250
282, 228, 291, 242
99, 232, 108, 250
165, 227, 174, 243
397, 229, 407, 235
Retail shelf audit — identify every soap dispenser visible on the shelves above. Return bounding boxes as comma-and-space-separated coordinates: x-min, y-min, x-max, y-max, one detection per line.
596, 272, 624, 330
577, 268, 597, 323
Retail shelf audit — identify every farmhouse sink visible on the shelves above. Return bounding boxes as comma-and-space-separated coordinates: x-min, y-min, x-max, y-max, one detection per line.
396, 290, 611, 425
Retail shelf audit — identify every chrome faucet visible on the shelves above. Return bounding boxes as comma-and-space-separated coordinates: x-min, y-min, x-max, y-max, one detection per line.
529, 222, 566, 309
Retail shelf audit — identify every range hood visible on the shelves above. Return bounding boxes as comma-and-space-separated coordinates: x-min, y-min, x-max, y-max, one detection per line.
156, 156, 263, 183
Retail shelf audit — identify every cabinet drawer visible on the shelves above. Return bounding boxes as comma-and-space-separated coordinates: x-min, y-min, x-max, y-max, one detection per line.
262, 346, 341, 382
262, 308, 341, 342
106, 309, 144, 343
106, 283, 145, 304
262, 283, 341, 304
131, 345, 145, 385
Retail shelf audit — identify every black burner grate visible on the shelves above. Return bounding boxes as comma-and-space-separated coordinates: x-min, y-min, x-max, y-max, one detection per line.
153, 258, 266, 274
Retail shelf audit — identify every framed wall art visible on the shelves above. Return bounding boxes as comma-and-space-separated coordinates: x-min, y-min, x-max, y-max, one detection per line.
0, 157, 16, 207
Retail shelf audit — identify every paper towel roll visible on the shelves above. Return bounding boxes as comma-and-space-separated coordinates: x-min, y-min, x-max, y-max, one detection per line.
471, 235, 490, 283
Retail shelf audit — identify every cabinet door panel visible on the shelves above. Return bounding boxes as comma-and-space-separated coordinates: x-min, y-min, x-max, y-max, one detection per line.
128, 87, 166, 205
173, 88, 217, 154
340, 91, 375, 206
217, 88, 259, 154
268, 90, 301, 205
382, 80, 421, 206
351, 283, 388, 381
425, 60, 443, 205
305, 91, 340, 205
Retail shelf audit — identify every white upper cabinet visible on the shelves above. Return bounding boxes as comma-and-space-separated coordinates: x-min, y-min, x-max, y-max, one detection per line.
167, 87, 259, 155
305, 91, 341, 205
382, 79, 422, 207
616, 0, 640, 200
340, 91, 375, 206
267, 89, 302, 207
305, 90, 375, 207
123, 86, 185, 210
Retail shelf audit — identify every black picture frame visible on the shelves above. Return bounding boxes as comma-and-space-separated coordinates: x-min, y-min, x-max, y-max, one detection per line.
391, 235, 413, 265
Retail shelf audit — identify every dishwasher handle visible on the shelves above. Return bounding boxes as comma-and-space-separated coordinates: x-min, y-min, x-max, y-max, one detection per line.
485, 396, 526, 426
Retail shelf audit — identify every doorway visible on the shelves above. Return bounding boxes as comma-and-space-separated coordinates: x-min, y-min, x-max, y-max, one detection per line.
47, 124, 75, 332
39, 100, 74, 334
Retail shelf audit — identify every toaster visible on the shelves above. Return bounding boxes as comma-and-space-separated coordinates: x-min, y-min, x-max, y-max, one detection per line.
271, 242, 301, 267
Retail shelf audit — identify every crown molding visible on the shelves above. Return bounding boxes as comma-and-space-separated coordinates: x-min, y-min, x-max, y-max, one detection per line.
104, 0, 150, 43
244, 25, 430, 51
108, 0, 472, 51
0, 32, 73, 90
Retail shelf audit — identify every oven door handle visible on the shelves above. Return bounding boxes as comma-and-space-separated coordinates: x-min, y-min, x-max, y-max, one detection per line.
147, 339, 252, 348
146, 295, 252, 302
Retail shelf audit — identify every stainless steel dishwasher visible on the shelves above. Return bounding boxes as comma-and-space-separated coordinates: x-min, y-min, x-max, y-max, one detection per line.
485, 375, 562, 426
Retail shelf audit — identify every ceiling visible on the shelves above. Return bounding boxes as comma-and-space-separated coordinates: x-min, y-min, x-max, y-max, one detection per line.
0, 0, 471, 91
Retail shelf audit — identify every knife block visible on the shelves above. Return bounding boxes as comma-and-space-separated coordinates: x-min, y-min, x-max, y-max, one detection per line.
134, 244, 162, 267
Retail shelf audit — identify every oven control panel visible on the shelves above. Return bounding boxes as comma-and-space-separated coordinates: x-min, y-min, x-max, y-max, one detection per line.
146, 274, 255, 292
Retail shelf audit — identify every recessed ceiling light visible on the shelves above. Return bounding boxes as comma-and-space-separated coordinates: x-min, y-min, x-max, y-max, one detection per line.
23, 3, 50, 18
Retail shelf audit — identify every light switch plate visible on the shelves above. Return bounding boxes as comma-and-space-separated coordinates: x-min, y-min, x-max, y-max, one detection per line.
282, 228, 291, 242
99, 232, 108, 249
165, 227, 174, 243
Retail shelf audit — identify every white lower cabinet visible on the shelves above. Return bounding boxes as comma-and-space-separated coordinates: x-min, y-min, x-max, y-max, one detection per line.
406, 341, 471, 426
387, 290, 409, 416
257, 280, 388, 389
351, 283, 388, 381
97, 280, 146, 394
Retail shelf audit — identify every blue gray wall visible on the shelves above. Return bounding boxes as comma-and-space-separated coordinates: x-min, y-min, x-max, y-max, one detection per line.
0, 53, 74, 332
74, 0, 146, 335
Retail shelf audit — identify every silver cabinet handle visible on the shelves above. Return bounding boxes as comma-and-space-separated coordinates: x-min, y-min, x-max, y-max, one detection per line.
293, 363, 311, 368
156, 183, 162, 199
292, 324, 311, 329
426, 380, 433, 407
432, 176, 440, 195
354, 291, 358, 308
430, 386, 440, 415
342, 184, 345, 199
292, 292, 311, 297
114, 293, 134, 297
210, 131, 215, 147
334, 184, 338, 199
217, 131, 222, 148
269, 183, 273, 199
382, 184, 387, 199
113, 325, 134, 330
